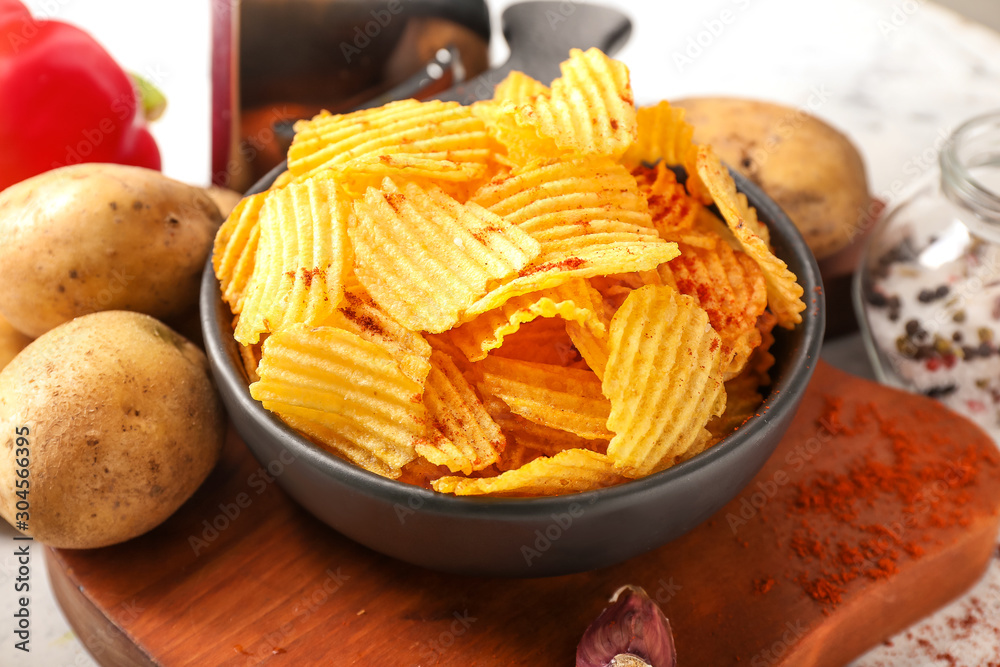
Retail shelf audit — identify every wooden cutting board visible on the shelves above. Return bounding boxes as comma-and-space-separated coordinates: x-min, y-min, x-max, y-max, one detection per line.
46, 361, 1000, 666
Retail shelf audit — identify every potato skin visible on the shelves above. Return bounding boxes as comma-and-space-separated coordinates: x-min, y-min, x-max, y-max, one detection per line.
0, 312, 31, 372
0, 163, 223, 338
675, 97, 871, 259
204, 186, 244, 218
0, 310, 225, 548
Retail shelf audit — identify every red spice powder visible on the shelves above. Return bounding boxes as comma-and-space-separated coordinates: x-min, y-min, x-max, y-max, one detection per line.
775, 397, 999, 609
753, 576, 775, 595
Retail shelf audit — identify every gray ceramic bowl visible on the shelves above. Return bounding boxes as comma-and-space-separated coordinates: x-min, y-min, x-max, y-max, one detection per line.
200, 168, 824, 577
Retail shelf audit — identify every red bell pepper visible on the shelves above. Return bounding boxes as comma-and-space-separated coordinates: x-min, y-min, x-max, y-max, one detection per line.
0, 0, 161, 190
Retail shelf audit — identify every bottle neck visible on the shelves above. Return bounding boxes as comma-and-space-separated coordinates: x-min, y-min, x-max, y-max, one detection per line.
940, 112, 1000, 230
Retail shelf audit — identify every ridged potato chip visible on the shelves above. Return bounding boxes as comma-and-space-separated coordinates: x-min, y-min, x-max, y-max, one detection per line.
517, 48, 637, 158
288, 99, 492, 183
494, 440, 546, 472
482, 394, 608, 458
432, 448, 625, 497
494, 70, 549, 105
349, 179, 541, 333
695, 146, 806, 328
622, 101, 694, 168
632, 163, 701, 239
449, 279, 605, 362
213, 192, 265, 313
472, 100, 563, 168
235, 175, 350, 344
659, 238, 768, 378
280, 410, 399, 479
467, 240, 680, 318
330, 153, 489, 197
323, 287, 432, 386
604, 285, 727, 477
706, 369, 764, 442
237, 334, 263, 384
478, 356, 613, 440
414, 351, 505, 475
620, 100, 712, 205
250, 324, 424, 477
471, 156, 655, 245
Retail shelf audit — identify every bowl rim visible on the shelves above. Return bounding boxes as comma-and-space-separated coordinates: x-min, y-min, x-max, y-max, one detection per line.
200, 162, 825, 517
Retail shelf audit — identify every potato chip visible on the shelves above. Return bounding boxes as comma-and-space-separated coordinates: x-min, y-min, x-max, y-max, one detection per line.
250, 324, 424, 477
280, 410, 399, 479
470, 156, 655, 243
516, 48, 637, 158
449, 279, 604, 362
547, 279, 613, 379
622, 101, 694, 168
475, 154, 676, 298
471, 100, 564, 168
487, 317, 584, 367
467, 241, 680, 318
272, 170, 295, 189
288, 99, 492, 183
397, 457, 453, 490
494, 70, 549, 105
619, 101, 712, 206
349, 179, 541, 333
632, 163, 701, 239
658, 238, 768, 379
494, 440, 547, 472
478, 356, 613, 440
432, 448, 624, 496
330, 153, 489, 197
566, 322, 609, 381
695, 146, 806, 328
236, 330, 263, 383
706, 369, 764, 442
603, 285, 727, 477
213, 192, 265, 313
414, 351, 505, 475
323, 287, 432, 386
482, 394, 608, 458
235, 175, 350, 345
747, 311, 778, 385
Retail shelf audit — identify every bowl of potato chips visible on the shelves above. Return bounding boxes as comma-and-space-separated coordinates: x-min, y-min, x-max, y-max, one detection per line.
201, 48, 824, 576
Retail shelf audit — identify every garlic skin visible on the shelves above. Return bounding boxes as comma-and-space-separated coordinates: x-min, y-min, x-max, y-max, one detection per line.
576, 585, 677, 667
610, 654, 653, 667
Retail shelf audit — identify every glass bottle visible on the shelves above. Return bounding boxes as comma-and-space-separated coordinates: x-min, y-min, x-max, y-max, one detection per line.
856, 111, 1000, 437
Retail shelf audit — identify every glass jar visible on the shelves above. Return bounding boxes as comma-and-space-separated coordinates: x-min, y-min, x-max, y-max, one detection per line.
856, 111, 1000, 437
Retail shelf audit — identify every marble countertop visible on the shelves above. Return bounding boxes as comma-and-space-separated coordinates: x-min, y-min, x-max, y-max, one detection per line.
4, 0, 1000, 664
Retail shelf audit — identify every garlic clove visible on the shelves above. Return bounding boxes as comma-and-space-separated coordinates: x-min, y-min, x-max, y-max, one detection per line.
576, 585, 677, 667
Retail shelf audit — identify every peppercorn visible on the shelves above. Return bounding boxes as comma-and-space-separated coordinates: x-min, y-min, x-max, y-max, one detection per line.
867, 291, 889, 308
926, 384, 958, 398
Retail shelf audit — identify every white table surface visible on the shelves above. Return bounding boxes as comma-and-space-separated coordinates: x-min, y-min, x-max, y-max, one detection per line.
4, 0, 1000, 664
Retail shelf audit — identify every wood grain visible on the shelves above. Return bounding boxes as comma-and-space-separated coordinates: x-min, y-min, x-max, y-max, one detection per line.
47, 361, 1000, 666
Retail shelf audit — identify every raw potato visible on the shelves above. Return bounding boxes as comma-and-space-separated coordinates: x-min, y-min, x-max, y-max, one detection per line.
0, 312, 31, 372
205, 185, 244, 217
0, 163, 223, 338
0, 310, 225, 548
675, 97, 871, 259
